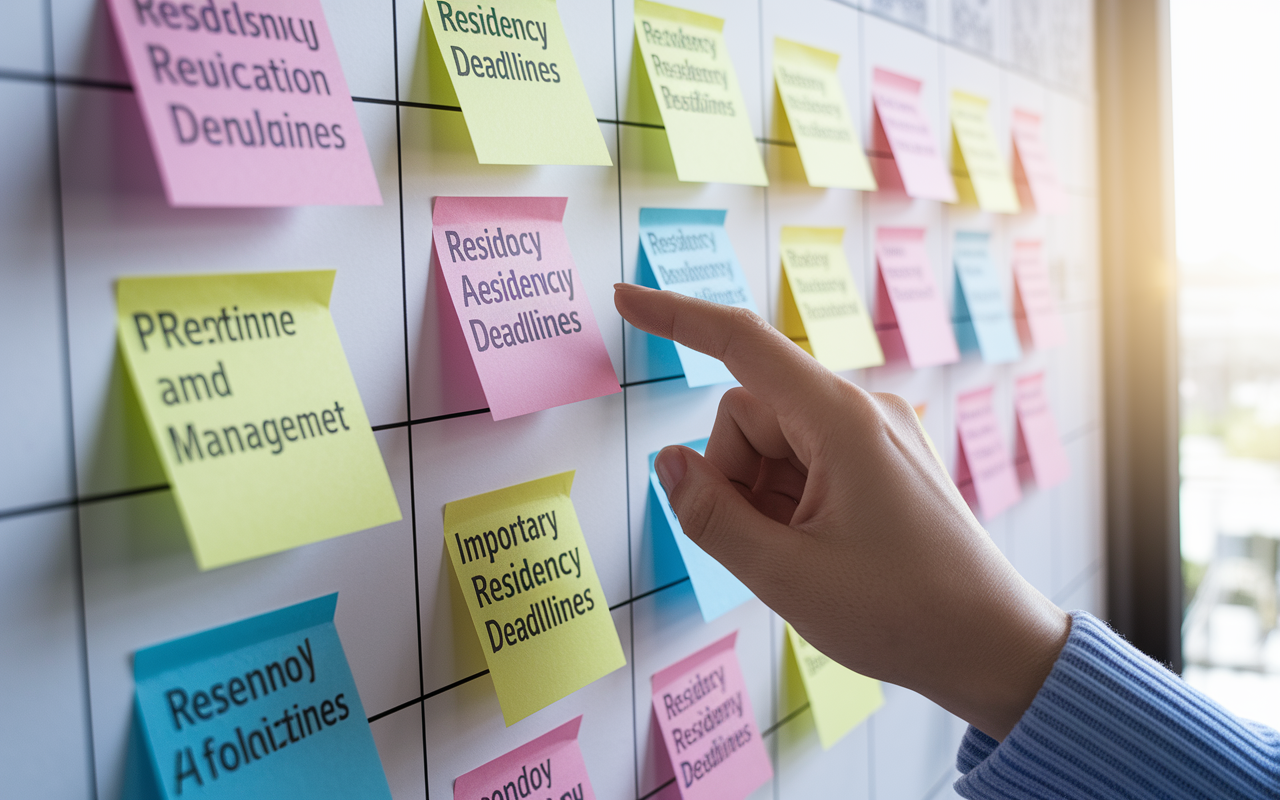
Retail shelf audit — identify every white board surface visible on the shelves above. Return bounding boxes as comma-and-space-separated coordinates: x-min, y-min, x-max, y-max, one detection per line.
0, 1, 1101, 798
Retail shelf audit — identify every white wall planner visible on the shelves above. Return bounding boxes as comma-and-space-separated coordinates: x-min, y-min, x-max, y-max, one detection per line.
0, 0, 1103, 798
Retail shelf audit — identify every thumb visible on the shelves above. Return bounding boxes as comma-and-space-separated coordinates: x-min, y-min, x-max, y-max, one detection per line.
655, 445, 790, 586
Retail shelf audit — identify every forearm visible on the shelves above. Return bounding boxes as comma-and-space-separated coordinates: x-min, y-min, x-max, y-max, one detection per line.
955, 612, 1280, 800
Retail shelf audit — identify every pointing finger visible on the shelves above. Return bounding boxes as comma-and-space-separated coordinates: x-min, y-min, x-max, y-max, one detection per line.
614, 283, 842, 416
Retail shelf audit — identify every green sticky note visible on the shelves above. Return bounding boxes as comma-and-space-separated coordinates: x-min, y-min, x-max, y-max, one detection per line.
633, 0, 767, 185
779, 226, 883, 371
116, 271, 401, 570
444, 471, 627, 726
424, 0, 612, 166
772, 38, 876, 190
785, 623, 882, 750
950, 90, 1020, 213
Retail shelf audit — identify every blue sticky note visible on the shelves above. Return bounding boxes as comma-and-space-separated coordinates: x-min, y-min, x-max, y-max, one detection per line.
649, 439, 755, 621
637, 208, 758, 388
952, 231, 1022, 364
128, 594, 391, 800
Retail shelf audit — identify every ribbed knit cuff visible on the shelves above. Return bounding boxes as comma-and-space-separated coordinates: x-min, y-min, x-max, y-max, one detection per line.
953, 611, 1280, 800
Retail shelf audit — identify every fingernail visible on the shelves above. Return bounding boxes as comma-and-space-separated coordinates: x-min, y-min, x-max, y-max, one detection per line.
613, 282, 648, 292
654, 447, 687, 496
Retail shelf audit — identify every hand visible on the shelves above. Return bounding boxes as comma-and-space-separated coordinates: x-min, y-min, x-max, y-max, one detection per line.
615, 283, 1069, 741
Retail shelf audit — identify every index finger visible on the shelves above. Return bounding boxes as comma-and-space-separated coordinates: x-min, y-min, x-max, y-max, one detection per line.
613, 283, 840, 413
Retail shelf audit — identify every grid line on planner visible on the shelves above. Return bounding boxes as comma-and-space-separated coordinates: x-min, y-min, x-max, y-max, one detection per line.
608, 1, 644, 793
0, 421, 1100, 522
0, 2, 1093, 101
40, 0, 99, 793
0, 2, 1105, 799
756, 4, 783, 787
386, 0, 432, 791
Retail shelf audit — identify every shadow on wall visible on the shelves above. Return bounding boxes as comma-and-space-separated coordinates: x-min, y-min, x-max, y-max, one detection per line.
410, 241, 488, 418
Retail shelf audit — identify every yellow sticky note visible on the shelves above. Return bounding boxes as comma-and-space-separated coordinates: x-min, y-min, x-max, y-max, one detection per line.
633, 0, 767, 185
778, 226, 884, 371
424, 0, 611, 166
115, 271, 401, 570
444, 471, 626, 725
772, 38, 875, 190
785, 623, 882, 750
950, 90, 1020, 213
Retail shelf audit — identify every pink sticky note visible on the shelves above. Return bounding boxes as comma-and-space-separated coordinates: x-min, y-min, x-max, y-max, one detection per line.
650, 632, 771, 800
105, 0, 381, 207
1011, 109, 1066, 214
1014, 372, 1070, 489
870, 68, 957, 202
955, 386, 1021, 520
432, 197, 620, 420
1012, 240, 1066, 350
454, 716, 595, 800
874, 228, 959, 368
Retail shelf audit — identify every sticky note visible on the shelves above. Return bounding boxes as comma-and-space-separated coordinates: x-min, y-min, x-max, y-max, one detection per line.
431, 197, 621, 420
1012, 240, 1066, 350
633, 1, 767, 186
772, 39, 876, 190
444, 471, 625, 725
104, 0, 380, 207
637, 208, 758, 387
650, 632, 771, 800
649, 439, 754, 621
116, 271, 401, 570
954, 386, 1021, 520
873, 227, 959, 368
950, 90, 1020, 213
1011, 109, 1066, 214
870, 68, 956, 202
1014, 372, 1070, 489
778, 226, 883, 371
454, 716, 595, 800
784, 624, 881, 750
952, 231, 1022, 364
424, 1, 611, 166
126, 594, 389, 800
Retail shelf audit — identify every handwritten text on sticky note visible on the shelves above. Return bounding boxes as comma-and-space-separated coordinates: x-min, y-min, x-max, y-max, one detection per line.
953, 231, 1022, 364
105, 0, 381, 206
432, 197, 620, 420
873, 227, 959, 368
634, 0, 767, 186
950, 90, 1020, 213
1012, 240, 1066, 350
1015, 372, 1070, 490
638, 208, 757, 387
955, 386, 1021, 520
651, 632, 771, 800
785, 624, 882, 750
454, 716, 596, 800
425, 0, 611, 166
772, 38, 875, 190
870, 68, 956, 201
129, 594, 390, 800
1012, 109, 1066, 214
116, 271, 401, 570
444, 471, 626, 725
778, 226, 883, 371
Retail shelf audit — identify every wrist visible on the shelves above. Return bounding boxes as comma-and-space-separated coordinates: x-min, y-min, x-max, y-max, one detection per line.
961, 595, 1071, 740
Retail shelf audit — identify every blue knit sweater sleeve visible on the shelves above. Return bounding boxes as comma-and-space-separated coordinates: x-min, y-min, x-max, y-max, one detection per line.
953, 611, 1280, 799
